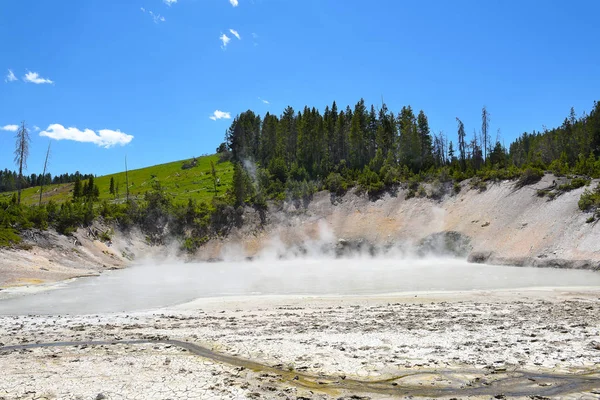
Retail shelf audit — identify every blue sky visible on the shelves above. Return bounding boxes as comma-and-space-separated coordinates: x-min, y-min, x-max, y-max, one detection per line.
1, 0, 599, 176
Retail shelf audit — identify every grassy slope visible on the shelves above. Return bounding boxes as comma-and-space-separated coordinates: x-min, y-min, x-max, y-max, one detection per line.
0, 154, 234, 206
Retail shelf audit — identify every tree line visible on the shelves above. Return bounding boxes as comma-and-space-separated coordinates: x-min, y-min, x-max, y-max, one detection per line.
224, 99, 600, 205
0, 169, 94, 194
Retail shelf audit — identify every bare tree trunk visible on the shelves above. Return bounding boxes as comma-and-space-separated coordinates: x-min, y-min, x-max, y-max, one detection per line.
39, 142, 51, 207
482, 106, 490, 161
17, 153, 23, 206
14, 121, 30, 206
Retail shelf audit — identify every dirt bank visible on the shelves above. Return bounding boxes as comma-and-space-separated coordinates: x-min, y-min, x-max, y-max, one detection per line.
201, 174, 600, 269
0, 223, 150, 289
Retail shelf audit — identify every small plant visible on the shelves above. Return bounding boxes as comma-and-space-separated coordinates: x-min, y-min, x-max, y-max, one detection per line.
0, 227, 22, 247
515, 167, 544, 188
99, 229, 113, 242
578, 184, 600, 211
453, 182, 461, 194
470, 177, 487, 192
557, 177, 591, 192
325, 172, 347, 195
586, 216, 595, 223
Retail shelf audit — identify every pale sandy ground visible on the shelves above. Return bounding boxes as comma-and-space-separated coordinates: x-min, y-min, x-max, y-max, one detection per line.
1, 288, 600, 399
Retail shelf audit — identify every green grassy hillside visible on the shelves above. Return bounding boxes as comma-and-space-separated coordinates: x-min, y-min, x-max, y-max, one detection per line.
0, 154, 234, 206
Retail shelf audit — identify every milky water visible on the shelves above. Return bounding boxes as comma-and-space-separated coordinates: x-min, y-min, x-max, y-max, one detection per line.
1, 258, 600, 315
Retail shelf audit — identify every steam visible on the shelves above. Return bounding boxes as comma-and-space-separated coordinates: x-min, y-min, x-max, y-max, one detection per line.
242, 159, 258, 189
213, 217, 468, 262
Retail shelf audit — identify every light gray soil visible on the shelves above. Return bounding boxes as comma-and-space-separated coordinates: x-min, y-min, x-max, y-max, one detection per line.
1, 289, 600, 399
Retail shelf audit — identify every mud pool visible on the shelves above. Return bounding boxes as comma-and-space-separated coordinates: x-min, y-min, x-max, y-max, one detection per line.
1, 258, 599, 315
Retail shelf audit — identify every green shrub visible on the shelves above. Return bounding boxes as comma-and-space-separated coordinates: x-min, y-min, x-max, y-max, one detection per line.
0, 227, 21, 247
27, 206, 49, 230
578, 184, 600, 211
515, 167, 544, 188
557, 177, 590, 192
428, 180, 446, 199
358, 167, 384, 194
453, 182, 461, 194
469, 177, 487, 192
380, 165, 400, 185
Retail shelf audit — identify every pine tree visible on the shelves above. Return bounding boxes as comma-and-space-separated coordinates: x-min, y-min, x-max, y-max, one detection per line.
456, 118, 466, 171
481, 106, 490, 161
349, 99, 367, 169
73, 177, 82, 200
109, 177, 115, 195
86, 176, 95, 198
417, 110, 433, 170
448, 141, 455, 164
398, 106, 419, 172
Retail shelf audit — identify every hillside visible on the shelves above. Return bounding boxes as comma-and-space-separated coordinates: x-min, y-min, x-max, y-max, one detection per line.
0, 155, 233, 206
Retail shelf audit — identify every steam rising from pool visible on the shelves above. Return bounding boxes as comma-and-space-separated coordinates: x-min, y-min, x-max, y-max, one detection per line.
1, 256, 600, 315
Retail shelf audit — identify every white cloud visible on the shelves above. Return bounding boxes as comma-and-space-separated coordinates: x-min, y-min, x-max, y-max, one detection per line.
23, 71, 53, 84
33, 125, 40, 132
148, 10, 165, 23
258, 97, 269, 104
230, 0, 239, 7
140, 7, 145, 12
209, 110, 231, 121
39, 124, 134, 148
163, 0, 177, 5
229, 29, 241, 40
5, 69, 17, 82
219, 33, 231, 49
1, 124, 18, 132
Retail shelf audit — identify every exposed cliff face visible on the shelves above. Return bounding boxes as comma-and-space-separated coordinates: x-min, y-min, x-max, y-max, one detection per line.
200, 174, 600, 269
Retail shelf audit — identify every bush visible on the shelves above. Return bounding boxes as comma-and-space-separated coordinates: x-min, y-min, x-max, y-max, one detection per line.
380, 165, 400, 186
578, 184, 600, 211
358, 167, 384, 194
515, 167, 544, 188
428, 180, 447, 200
557, 177, 590, 192
453, 182, 461, 194
27, 206, 49, 230
325, 172, 347, 195
469, 177, 487, 192
0, 227, 21, 247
